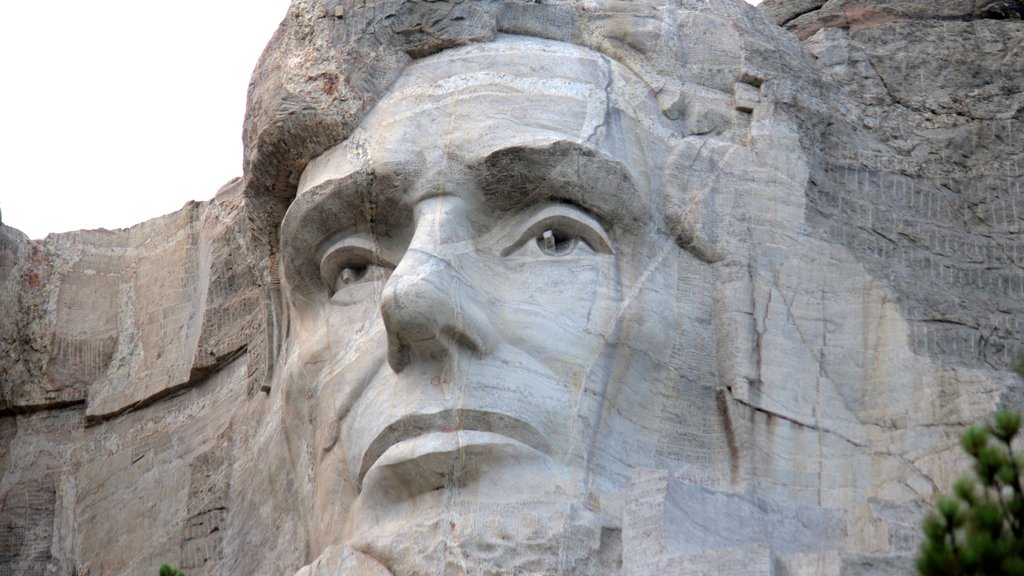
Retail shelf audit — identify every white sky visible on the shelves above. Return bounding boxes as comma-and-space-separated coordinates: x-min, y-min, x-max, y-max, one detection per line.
1, 0, 762, 240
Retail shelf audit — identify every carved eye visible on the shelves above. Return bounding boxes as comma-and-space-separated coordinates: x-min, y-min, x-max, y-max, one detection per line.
332, 261, 373, 292
319, 236, 394, 303
537, 228, 586, 256
336, 265, 367, 286
503, 205, 612, 259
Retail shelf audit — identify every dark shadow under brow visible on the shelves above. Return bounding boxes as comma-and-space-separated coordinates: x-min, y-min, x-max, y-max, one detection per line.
280, 169, 413, 298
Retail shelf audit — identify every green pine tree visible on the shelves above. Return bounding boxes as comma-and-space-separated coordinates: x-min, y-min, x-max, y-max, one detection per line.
917, 410, 1024, 575
159, 564, 187, 576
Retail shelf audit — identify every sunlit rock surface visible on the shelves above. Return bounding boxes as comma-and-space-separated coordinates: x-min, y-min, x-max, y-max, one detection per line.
1, 0, 1021, 574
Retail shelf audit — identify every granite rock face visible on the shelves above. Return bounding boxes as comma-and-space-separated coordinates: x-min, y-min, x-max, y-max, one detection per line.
2, 0, 1023, 574
760, 0, 1024, 39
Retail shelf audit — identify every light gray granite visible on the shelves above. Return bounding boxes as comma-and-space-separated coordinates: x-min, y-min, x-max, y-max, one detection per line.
1, 0, 1021, 574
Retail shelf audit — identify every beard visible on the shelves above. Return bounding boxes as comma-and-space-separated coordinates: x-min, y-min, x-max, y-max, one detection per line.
347, 495, 620, 575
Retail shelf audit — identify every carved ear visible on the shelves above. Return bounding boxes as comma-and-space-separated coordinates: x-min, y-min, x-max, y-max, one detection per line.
661, 138, 739, 264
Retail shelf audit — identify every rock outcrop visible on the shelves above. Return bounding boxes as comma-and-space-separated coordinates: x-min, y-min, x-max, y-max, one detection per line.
761, 0, 1024, 39
1, 0, 1021, 574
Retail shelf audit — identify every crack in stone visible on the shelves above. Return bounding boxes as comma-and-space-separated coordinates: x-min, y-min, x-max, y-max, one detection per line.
728, 392, 867, 449
585, 54, 616, 145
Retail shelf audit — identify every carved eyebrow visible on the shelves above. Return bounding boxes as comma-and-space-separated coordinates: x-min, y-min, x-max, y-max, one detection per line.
468, 141, 650, 233
279, 168, 412, 298
282, 170, 375, 252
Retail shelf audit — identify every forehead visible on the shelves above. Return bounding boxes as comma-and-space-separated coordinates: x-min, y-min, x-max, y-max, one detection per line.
370, 41, 608, 162
297, 36, 676, 197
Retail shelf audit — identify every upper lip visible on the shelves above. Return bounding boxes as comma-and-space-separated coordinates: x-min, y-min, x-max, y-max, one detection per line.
357, 408, 553, 489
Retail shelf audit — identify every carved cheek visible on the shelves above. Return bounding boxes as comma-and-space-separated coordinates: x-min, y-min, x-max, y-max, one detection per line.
489, 256, 610, 366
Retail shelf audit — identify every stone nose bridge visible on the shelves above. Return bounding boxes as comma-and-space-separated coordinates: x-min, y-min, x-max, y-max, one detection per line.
379, 195, 497, 372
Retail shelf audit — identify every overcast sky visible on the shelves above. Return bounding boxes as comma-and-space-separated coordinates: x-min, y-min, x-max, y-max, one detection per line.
1, 0, 761, 240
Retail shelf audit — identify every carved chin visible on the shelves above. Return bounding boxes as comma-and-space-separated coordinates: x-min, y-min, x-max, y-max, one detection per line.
346, 434, 605, 573
348, 499, 615, 575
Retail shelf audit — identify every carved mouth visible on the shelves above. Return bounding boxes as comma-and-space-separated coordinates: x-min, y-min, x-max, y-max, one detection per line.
357, 409, 553, 489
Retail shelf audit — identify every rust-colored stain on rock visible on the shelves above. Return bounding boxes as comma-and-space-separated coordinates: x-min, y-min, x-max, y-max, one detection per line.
25, 242, 48, 289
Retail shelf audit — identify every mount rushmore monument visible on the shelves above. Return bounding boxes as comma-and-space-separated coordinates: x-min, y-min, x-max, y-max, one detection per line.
1, 0, 1023, 573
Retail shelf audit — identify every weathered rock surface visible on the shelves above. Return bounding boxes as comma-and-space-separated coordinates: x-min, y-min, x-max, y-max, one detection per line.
0, 182, 283, 574
1, 180, 265, 420
761, 0, 1024, 39
1, 0, 1022, 574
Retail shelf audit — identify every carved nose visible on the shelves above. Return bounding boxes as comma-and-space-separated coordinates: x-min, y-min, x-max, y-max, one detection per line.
380, 202, 495, 373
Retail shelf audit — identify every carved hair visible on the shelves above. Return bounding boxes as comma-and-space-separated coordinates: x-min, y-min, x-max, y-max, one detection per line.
241, 0, 821, 204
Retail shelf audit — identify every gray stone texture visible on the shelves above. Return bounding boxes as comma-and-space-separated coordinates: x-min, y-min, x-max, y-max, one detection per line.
760, 0, 1024, 39
0, 0, 1021, 574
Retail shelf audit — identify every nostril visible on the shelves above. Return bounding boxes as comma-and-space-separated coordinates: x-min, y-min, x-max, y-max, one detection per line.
386, 335, 412, 373
379, 256, 495, 372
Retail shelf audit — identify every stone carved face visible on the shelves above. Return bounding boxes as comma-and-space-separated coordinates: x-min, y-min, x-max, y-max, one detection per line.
278, 36, 720, 568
